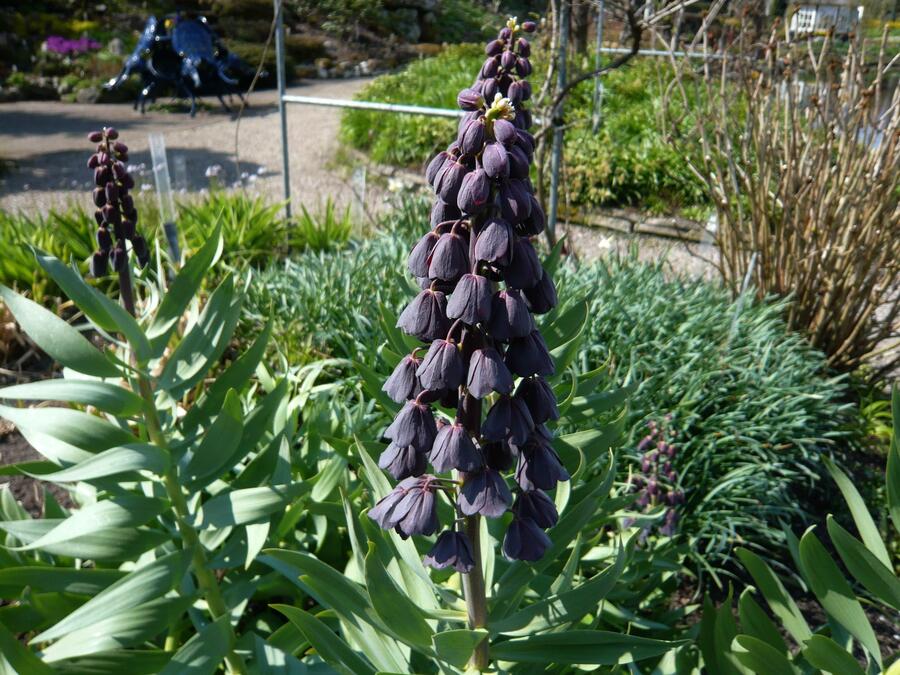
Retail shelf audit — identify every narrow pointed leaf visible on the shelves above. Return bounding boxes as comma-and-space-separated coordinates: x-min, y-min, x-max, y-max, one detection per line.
0, 567, 125, 599
0, 620, 54, 675
737, 588, 787, 654
364, 543, 433, 648
801, 635, 866, 675
27, 443, 168, 483
44, 650, 172, 675
0, 404, 134, 452
490, 631, 684, 665
272, 604, 376, 675
183, 389, 243, 487
433, 629, 488, 668
824, 457, 891, 568
731, 635, 797, 675
735, 548, 812, 644
197, 483, 309, 529
159, 614, 231, 675
0, 380, 143, 416
826, 515, 900, 611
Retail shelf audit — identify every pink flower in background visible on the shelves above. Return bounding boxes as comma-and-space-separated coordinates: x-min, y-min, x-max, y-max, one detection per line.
45, 35, 102, 56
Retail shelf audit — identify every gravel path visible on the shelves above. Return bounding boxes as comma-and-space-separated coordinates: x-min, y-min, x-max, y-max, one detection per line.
0, 78, 380, 215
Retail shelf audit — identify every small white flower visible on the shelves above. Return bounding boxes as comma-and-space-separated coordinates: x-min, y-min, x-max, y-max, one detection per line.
205, 164, 222, 178
141, 183, 152, 192
256, 166, 267, 175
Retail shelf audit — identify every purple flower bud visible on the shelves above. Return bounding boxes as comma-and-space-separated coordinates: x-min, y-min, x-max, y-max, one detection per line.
516, 129, 535, 157
429, 231, 468, 282
493, 118, 517, 146
515, 108, 533, 130
87, 153, 100, 169
424, 530, 475, 573
474, 217, 512, 264
515, 437, 569, 491
431, 199, 462, 229
113, 141, 128, 154
121, 219, 136, 240
459, 118, 486, 156
112, 161, 126, 180
501, 50, 516, 71
499, 179, 533, 224
514, 489, 558, 528
522, 21, 536, 32
386, 400, 438, 453
104, 182, 119, 204
518, 195, 545, 236
457, 88, 484, 111
481, 56, 500, 78
641, 457, 651, 473
379, 442, 427, 480
104, 127, 119, 140
647, 479, 658, 496
89, 250, 109, 277
508, 145, 530, 179
397, 288, 450, 342
436, 160, 468, 205
467, 347, 513, 399
484, 439, 515, 471
426, 151, 449, 186
457, 169, 491, 215
507, 80, 525, 106
459, 468, 512, 517
480, 77, 499, 101
92, 187, 106, 207
380, 476, 440, 538
524, 270, 558, 314
482, 395, 534, 444
110, 241, 127, 272
94, 166, 111, 186
504, 237, 542, 289
506, 330, 554, 377
516, 58, 532, 77
417, 339, 464, 391
447, 273, 492, 325
488, 289, 533, 340
88, 130, 104, 143
499, 27, 513, 40
430, 422, 482, 473
408, 231, 440, 278
384, 354, 423, 403
503, 516, 551, 561
481, 142, 510, 180
517, 37, 531, 57
96, 226, 113, 251
515, 376, 559, 424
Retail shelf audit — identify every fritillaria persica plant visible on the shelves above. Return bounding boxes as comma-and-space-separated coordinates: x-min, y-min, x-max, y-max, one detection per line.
368, 16, 568, 667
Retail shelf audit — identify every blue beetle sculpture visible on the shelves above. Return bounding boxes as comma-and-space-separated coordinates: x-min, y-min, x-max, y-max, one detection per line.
106, 14, 256, 116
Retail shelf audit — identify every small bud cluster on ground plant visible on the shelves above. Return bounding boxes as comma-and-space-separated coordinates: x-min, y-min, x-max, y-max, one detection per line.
626, 416, 684, 538
367, 16, 562, 669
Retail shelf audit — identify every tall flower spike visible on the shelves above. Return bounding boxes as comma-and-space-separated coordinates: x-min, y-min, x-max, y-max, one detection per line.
375, 18, 561, 593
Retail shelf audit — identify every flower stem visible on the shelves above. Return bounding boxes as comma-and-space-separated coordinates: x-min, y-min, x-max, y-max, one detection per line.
119, 267, 246, 674
462, 514, 490, 670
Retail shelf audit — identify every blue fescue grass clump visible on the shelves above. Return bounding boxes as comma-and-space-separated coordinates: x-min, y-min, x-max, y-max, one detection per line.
557, 255, 853, 577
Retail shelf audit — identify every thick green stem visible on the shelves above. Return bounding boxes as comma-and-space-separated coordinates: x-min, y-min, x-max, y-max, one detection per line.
121, 271, 246, 674
462, 514, 490, 670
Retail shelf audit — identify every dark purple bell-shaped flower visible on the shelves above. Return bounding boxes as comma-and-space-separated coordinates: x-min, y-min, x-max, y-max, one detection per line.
417, 339, 464, 391
426, 151, 449, 187
408, 230, 440, 278
515, 436, 570, 491
447, 273, 492, 325
397, 288, 450, 341
484, 439, 516, 471
488, 289, 533, 341
459, 468, 512, 517
379, 442, 427, 480
457, 169, 491, 215
430, 422, 483, 473
424, 530, 475, 573
485, 39, 503, 56
385, 400, 438, 452
506, 330, 554, 377
436, 160, 469, 205
384, 354, 423, 403
493, 118, 517, 146
513, 489, 558, 528
517, 37, 531, 57
507, 80, 525, 106
481, 142, 510, 179
482, 395, 534, 444
369, 475, 439, 537
429, 232, 469, 282
524, 270, 558, 314
467, 347, 513, 399
481, 56, 500, 78
504, 238, 543, 290
518, 195, 545, 236
480, 77, 499, 101
515, 376, 559, 423
474, 217, 512, 264
522, 20, 537, 32
500, 50, 517, 71
508, 145, 530, 179
431, 199, 461, 229
457, 88, 484, 111
499, 179, 533, 224
459, 118, 486, 156
516, 58, 532, 77
503, 516, 551, 561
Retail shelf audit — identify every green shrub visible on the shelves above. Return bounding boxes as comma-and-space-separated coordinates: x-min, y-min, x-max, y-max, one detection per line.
558, 254, 854, 578
340, 51, 707, 213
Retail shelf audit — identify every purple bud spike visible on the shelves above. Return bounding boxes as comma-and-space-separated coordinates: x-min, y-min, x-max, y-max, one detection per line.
457, 169, 491, 215
457, 88, 484, 111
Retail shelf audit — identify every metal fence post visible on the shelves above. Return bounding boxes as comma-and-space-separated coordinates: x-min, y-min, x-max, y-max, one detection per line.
547, 0, 569, 238
274, 0, 291, 220
591, 0, 604, 133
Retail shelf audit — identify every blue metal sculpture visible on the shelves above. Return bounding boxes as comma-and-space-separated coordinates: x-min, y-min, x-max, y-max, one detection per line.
106, 14, 256, 116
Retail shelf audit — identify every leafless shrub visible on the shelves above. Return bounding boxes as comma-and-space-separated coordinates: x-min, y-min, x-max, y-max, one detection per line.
663, 21, 900, 376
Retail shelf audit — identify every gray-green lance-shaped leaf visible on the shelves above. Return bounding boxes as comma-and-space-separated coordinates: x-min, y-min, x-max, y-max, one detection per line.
196, 483, 309, 529
183, 389, 243, 487
737, 588, 787, 654
826, 515, 900, 612
0, 379, 143, 417
801, 635, 867, 675
0, 285, 119, 377
491, 630, 684, 665
798, 528, 881, 667
28, 443, 168, 483
0, 620, 54, 675
0, 404, 135, 453
271, 604, 376, 675
433, 629, 488, 668
731, 635, 797, 675
159, 614, 231, 675
0, 520, 167, 561
0, 566, 125, 599
38, 650, 172, 675
34, 550, 190, 642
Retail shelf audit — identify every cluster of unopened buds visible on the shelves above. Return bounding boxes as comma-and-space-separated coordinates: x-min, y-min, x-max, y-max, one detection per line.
368, 18, 568, 569
626, 416, 684, 537
86, 127, 149, 277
